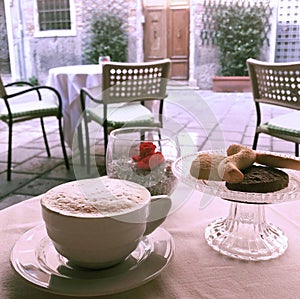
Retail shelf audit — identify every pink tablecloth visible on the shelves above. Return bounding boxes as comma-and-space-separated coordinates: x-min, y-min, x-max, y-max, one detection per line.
1, 182, 300, 298
46, 65, 102, 147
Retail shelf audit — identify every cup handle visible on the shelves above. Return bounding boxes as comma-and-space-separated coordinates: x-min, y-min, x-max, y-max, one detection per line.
144, 195, 172, 236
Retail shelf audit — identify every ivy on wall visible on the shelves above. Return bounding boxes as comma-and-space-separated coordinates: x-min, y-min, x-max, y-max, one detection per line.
200, 0, 272, 76
200, 0, 272, 46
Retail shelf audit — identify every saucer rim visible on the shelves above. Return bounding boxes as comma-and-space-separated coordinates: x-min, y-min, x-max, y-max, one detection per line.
10, 223, 175, 297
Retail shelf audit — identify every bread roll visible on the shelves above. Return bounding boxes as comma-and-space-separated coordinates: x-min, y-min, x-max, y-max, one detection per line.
190, 153, 226, 180
218, 144, 256, 183
255, 152, 300, 170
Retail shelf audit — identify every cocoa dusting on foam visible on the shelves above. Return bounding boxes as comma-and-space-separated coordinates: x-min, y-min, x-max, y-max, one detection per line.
41, 177, 149, 217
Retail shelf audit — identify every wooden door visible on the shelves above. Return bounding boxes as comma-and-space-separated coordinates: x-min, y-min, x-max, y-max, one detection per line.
143, 8, 167, 60
167, 6, 189, 80
143, 1, 189, 80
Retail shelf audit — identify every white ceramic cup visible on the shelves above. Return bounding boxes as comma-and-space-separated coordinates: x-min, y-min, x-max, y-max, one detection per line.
41, 177, 171, 269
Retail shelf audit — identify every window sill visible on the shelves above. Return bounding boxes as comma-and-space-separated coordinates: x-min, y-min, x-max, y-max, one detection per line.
34, 29, 76, 38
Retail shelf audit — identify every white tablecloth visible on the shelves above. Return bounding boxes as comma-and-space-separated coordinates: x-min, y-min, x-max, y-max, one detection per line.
1, 182, 300, 298
46, 65, 102, 147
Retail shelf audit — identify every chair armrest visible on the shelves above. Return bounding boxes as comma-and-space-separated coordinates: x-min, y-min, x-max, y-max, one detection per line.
5, 85, 63, 111
4, 81, 34, 88
80, 87, 103, 112
81, 87, 103, 103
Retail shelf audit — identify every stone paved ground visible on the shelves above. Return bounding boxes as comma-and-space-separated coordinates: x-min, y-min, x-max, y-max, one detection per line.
0, 87, 295, 209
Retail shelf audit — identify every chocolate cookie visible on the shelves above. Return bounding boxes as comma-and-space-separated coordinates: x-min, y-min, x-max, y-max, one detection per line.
225, 165, 289, 193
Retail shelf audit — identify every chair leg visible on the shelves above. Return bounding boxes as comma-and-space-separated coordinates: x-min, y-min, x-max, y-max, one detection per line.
77, 123, 85, 165
295, 143, 299, 157
104, 124, 109, 154
40, 118, 51, 157
58, 117, 70, 170
7, 122, 13, 181
83, 113, 91, 174
252, 132, 259, 150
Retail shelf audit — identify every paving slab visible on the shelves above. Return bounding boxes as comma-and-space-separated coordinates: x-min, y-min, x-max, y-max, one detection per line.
0, 89, 297, 210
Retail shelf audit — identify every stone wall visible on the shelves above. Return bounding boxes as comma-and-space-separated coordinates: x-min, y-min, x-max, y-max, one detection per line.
80, 0, 141, 63
4, 0, 273, 88
8, 0, 139, 84
190, 0, 219, 89
0, 0, 10, 73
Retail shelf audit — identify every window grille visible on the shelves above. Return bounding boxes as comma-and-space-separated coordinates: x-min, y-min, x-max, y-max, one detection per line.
37, 0, 71, 31
275, 0, 300, 62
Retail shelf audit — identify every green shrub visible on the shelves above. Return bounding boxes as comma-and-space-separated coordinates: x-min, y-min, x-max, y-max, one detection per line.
28, 76, 39, 86
84, 11, 128, 63
214, 3, 270, 76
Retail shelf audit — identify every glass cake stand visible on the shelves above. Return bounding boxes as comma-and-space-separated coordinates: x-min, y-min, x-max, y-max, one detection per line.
172, 150, 300, 261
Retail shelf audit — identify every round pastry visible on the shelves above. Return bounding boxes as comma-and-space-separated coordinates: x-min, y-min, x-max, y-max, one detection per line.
225, 165, 289, 193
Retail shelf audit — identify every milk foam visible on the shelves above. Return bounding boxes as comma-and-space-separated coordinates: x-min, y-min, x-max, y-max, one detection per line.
41, 177, 149, 217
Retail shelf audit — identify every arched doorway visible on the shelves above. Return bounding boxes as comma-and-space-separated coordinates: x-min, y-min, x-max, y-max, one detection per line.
143, 0, 189, 80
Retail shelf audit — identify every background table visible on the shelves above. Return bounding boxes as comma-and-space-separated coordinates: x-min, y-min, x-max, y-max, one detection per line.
1, 182, 300, 298
46, 65, 102, 147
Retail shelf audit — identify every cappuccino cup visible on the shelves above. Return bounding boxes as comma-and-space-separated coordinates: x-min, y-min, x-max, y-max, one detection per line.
41, 176, 171, 269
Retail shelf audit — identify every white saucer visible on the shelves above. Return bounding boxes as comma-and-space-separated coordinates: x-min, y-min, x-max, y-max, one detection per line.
10, 224, 174, 297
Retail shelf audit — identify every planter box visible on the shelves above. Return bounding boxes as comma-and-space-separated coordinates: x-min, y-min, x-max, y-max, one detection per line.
212, 76, 252, 92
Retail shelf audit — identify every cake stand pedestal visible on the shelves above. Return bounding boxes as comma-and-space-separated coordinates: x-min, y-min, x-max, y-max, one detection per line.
173, 151, 300, 261
205, 201, 287, 261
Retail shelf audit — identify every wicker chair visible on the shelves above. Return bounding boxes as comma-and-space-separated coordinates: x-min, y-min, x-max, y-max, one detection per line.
247, 58, 300, 156
78, 59, 171, 173
0, 76, 69, 180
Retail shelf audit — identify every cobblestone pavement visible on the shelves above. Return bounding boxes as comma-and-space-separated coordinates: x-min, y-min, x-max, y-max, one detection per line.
0, 87, 295, 209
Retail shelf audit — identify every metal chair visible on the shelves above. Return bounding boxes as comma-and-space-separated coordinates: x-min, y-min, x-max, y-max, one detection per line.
78, 59, 171, 173
247, 58, 300, 156
0, 76, 70, 180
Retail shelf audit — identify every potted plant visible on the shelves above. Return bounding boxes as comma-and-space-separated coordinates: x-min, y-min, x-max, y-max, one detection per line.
212, 3, 270, 92
84, 11, 128, 63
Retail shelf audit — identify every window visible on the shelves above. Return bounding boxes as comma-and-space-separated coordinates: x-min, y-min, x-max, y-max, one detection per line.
275, 0, 300, 62
34, 0, 76, 37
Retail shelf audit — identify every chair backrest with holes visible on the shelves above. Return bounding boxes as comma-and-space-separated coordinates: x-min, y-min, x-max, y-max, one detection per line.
247, 58, 300, 110
101, 59, 170, 104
